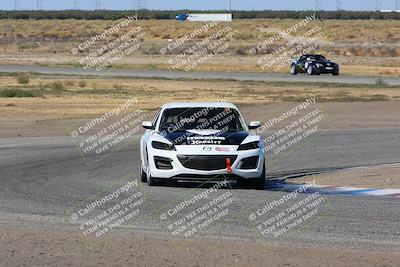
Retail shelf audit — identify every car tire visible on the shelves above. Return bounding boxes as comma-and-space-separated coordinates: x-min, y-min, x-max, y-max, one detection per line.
332, 70, 339, 76
253, 163, 266, 190
237, 163, 265, 190
290, 65, 298, 75
147, 175, 157, 186
140, 166, 147, 183
307, 65, 315, 75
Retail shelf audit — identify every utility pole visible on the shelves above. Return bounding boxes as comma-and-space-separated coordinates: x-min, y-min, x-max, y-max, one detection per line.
134, 0, 145, 10
36, 0, 42, 10
73, 0, 80, 10
14, 0, 21, 10
314, 0, 321, 19
95, 0, 101, 10
336, 0, 342, 11
396, 0, 400, 10
315, 0, 321, 11
375, 0, 382, 11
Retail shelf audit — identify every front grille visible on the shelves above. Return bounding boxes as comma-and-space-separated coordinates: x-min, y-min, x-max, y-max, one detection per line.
240, 156, 259, 169
171, 174, 242, 181
177, 155, 237, 171
154, 156, 173, 170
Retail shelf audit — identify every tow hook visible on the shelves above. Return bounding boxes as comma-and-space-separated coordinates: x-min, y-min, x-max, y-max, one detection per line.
226, 158, 232, 173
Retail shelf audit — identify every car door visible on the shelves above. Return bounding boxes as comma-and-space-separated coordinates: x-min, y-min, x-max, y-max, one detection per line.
297, 56, 307, 72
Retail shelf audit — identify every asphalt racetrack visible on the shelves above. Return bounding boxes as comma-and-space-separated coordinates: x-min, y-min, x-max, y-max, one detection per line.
1, 64, 400, 85
1, 128, 400, 251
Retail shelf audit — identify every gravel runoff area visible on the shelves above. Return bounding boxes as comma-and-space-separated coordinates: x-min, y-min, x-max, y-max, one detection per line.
1, 224, 399, 267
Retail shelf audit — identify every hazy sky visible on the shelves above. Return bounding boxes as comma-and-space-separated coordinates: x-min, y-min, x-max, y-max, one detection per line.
1, 0, 399, 11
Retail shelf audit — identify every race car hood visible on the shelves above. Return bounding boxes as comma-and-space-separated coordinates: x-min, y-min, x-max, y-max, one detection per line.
161, 130, 249, 146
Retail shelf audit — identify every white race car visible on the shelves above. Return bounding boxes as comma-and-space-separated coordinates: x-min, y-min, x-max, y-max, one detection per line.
140, 102, 265, 189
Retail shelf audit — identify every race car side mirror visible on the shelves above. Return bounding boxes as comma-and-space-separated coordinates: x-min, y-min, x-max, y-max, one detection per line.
142, 121, 153, 129
248, 121, 261, 129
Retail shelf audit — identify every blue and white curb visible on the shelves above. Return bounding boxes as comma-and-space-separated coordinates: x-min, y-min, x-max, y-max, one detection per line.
268, 182, 400, 198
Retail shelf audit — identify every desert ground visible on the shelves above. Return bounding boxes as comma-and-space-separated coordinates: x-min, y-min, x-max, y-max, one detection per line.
1, 18, 400, 75
1, 225, 399, 267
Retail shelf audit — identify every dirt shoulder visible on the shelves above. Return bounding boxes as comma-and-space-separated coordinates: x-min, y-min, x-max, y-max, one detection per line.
1, 101, 400, 138
0, 226, 399, 267
288, 163, 400, 190
240, 101, 400, 130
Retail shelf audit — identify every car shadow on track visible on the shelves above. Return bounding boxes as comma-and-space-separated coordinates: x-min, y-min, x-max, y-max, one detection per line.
150, 179, 306, 191
149, 165, 357, 190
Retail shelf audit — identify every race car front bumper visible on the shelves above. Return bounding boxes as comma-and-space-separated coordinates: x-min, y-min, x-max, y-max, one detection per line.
315, 65, 339, 74
148, 145, 264, 180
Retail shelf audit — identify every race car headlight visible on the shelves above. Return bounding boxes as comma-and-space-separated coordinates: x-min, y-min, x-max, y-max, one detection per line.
237, 141, 260, 151
152, 141, 176, 151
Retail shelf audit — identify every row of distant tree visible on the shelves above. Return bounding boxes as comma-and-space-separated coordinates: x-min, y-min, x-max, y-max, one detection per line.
0, 10, 399, 20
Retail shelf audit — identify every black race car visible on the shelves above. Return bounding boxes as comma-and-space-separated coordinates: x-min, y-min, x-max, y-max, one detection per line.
290, 54, 339, 76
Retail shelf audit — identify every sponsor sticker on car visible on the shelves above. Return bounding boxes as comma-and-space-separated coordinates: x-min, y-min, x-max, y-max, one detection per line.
187, 136, 225, 145
215, 147, 230, 152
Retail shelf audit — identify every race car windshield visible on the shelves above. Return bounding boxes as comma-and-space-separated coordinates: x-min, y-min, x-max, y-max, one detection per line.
159, 107, 245, 131
309, 55, 326, 61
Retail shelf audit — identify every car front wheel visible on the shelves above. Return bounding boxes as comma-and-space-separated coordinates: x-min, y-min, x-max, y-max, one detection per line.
307, 65, 315, 75
238, 163, 265, 190
147, 175, 157, 186
140, 166, 147, 183
290, 65, 298, 75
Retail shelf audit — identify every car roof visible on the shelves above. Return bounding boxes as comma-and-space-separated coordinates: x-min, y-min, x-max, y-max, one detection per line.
303, 54, 325, 57
161, 102, 238, 109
